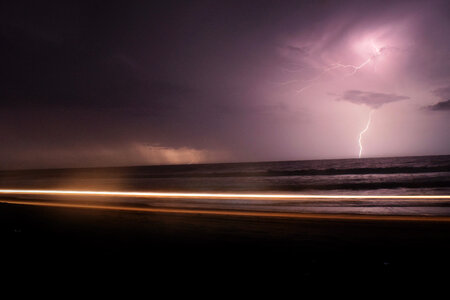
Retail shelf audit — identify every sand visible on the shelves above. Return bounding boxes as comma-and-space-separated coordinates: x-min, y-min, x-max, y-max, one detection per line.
1, 200, 450, 286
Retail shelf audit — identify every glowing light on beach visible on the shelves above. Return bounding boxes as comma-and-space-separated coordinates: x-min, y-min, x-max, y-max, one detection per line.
358, 110, 374, 158
0, 189, 449, 200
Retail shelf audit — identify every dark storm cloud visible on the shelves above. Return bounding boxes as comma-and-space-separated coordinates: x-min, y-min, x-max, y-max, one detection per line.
426, 100, 450, 111
338, 90, 409, 109
423, 85, 450, 111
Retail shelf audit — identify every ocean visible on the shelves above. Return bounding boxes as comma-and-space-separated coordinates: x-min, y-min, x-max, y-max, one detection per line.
1, 155, 449, 216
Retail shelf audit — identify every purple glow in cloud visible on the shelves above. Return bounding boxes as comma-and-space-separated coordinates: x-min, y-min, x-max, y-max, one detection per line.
277, 12, 415, 158
278, 16, 411, 93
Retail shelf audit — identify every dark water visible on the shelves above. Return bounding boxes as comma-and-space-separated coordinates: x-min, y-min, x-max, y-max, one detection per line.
1, 155, 449, 216
1, 155, 449, 195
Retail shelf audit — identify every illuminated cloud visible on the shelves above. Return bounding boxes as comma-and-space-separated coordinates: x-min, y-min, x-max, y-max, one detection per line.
136, 144, 229, 165
0, 143, 229, 170
338, 90, 409, 109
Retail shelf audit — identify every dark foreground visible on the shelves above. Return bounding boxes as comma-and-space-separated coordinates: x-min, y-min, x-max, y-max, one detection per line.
2, 202, 450, 288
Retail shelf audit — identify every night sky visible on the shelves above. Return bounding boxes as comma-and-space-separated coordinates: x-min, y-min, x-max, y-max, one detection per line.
1, 0, 449, 169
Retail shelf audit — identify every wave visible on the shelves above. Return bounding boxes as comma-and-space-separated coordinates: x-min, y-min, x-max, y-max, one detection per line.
261, 180, 450, 191
0, 165, 449, 180
130, 165, 450, 178
265, 166, 450, 177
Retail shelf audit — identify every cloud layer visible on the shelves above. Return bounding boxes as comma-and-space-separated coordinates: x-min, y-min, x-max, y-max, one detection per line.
338, 90, 409, 109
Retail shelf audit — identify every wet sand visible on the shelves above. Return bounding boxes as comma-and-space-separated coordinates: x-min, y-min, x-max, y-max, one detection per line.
2, 200, 450, 285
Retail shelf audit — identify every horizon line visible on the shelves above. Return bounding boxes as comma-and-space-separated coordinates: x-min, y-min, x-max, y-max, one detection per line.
1, 153, 449, 172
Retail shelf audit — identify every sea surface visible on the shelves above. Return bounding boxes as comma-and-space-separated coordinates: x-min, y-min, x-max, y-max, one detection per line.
1, 155, 449, 216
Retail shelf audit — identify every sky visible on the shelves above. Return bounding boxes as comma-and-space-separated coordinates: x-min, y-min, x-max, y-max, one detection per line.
0, 0, 449, 169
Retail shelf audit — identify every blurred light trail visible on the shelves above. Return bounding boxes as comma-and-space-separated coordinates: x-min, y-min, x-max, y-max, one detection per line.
359, 110, 374, 158
1, 198, 450, 222
0, 189, 449, 200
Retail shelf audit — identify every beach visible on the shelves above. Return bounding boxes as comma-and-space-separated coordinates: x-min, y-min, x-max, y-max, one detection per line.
1, 156, 449, 285
2, 199, 450, 285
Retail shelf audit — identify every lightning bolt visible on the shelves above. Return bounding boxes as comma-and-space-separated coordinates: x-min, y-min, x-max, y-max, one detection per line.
284, 43, 386, 94
329, 57, 373, 76
358, 110, 374, 158
334, 42, 384, 76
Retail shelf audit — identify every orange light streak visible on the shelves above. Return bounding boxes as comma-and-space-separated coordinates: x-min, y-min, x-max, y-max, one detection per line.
1, 199, 450, 222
